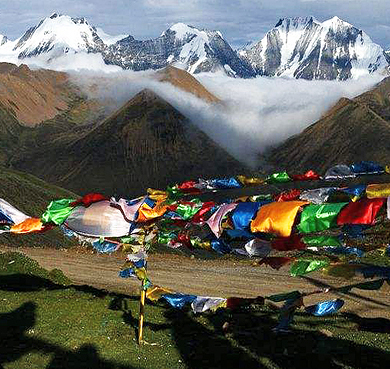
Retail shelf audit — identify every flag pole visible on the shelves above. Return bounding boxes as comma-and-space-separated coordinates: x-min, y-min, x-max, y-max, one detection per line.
138, 277, 146, 344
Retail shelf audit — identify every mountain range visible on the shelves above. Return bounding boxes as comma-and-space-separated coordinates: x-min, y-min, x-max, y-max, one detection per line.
0, 13, 388, 80
240, 16, 388, 80
0, 56, 390, 200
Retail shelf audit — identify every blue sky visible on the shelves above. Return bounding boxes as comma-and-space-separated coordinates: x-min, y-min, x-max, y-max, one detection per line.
0, 0, 389, 49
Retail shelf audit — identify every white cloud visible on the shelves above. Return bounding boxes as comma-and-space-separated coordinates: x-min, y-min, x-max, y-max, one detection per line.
60, 59, 382, 168
0, 48, 382, 167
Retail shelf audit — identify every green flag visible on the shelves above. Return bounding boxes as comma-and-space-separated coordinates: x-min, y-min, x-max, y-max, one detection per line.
297, 203, 348, 234
267, 171, 291, 184
266, 290, 301, 302
41, 198, 76, 225
302, 235, 342, 247
290, 259, 329, 276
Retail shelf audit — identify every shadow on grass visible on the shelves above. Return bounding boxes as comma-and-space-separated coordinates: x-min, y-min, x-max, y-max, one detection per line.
0, 301, 134, 369
108, 295, 171, 340
2, 273, 390, 369
163, 304, 390, 369
342, 312, 390, 333
0, 273, 139, 301
301, 275, 390, 309
0, 274, 141, 369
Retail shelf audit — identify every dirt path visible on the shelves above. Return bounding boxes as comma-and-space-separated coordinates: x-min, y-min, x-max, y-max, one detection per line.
2, 246, 390, 318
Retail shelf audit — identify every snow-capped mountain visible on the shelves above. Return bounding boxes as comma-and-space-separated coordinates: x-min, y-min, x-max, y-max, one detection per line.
0, 14, 253, 77
11, 13, 106, 59
0, 13, 388, 79
102, 23, 254, 77
240, 16, 388, 80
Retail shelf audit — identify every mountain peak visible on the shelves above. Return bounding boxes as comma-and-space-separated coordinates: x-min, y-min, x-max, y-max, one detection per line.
155, 65, 220, 103
243, 16, 388, 80
275, 16, 318, 28
12, 13, 103, 59
164, 23, 205, 40
322, 15, 353, 30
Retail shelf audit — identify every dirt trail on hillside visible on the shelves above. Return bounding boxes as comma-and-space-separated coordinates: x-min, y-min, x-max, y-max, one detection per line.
2, 246, 390, 318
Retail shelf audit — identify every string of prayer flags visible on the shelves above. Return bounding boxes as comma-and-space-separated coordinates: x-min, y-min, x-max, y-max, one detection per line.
206, 203, 238, 238
324, 164, 356, 180
110, 196, 145, 222
236, 175, 265, 186
299, 187, 336, 204
366, 183, 390, 199
191, 296, 227, 313
273, 189, 301, 202
10, 217, 49, 234
70, 193, 107, 207
65, 200, 132, 237
302, 235, 342, 247
271, 235, 306, 251
339, 184, 367, 202
290, 170, 321, 181
161, 293, 197, 309
231, 202, 263, 230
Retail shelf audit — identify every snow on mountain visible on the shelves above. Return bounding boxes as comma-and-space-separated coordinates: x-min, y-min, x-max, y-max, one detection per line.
11, 13, 105, 59
241, 16, 388, 80
101, 22, 254, 77
384, 50, 390, 64
0, 15, 253, 77
0, 35, 8, 46
95, 27, 127, 45
0, 13, 388, 79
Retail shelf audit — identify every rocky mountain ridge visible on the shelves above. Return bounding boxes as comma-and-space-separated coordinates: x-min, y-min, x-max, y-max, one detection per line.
267, 76, 390, 171
0, 13, 388, 79
240, 16, 389, 80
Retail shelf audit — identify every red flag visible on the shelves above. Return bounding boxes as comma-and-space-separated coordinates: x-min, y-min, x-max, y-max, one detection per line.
177, 181, 202, 194
337, 198, 385, 225
71, 193, 107, 207
192, 201, 215, 223
273, 189, 301, 202
271, 234, 306, 251
290, 170, 321, 181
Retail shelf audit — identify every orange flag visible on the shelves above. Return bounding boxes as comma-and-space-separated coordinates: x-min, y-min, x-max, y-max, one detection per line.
11, 218, 46, 234
251, 201, 309, 237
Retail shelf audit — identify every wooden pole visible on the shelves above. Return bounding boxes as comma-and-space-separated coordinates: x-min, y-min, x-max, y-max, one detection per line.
138, 278, 146, 344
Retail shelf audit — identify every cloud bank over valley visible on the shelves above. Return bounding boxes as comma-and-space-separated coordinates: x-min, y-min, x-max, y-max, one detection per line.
64, 58, 382, 167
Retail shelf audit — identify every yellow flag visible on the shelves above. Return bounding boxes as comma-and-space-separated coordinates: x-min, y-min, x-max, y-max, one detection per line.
146, 286, 174, 301
366, 183, 390, 199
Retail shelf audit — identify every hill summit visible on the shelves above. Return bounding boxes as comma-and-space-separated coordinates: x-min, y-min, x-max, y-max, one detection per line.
11, 88, 247, 196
